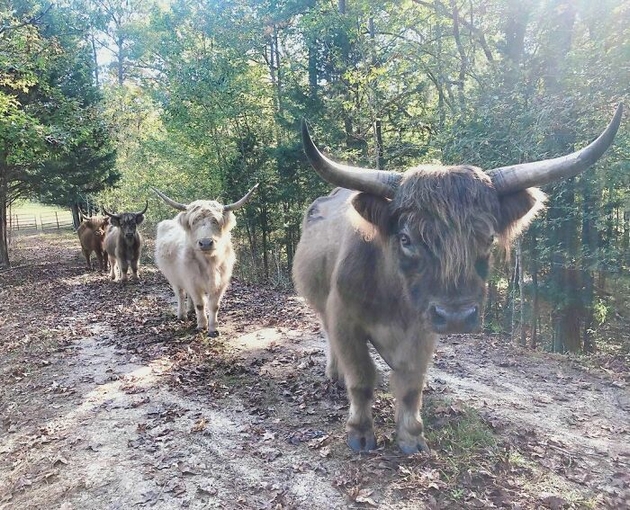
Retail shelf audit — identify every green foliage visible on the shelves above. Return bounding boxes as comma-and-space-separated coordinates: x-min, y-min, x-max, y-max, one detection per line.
0, 0, 117, 265
6, 0, 628, 351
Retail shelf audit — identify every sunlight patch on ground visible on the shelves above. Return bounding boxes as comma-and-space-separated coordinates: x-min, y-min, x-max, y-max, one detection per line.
231, 327, 291, 351
44, 355, 172, 436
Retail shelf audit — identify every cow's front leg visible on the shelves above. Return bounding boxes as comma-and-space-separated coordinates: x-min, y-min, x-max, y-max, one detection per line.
174, 287, 186, 319
130, 258, 139, 280
391, 369, 430, 454
186, 295, 194, 318
319, 319, 343, 385
191, 292, 208, 331
206, 288, 225, 338
119, 260, 129, 282
83, 250, 92, 270
325, 339, 343, 385
109, 258, 117, 280
330, 321, 377, 452
95, 251, 104, 271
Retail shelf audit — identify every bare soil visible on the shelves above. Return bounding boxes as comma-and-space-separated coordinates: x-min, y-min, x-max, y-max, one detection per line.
1, 232, 629, 509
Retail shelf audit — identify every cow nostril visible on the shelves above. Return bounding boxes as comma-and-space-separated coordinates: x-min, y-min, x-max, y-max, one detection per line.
463, 305, 478, 322
198, 239, 214, 249
430, 304, 479, 333
430, 305, 448, 326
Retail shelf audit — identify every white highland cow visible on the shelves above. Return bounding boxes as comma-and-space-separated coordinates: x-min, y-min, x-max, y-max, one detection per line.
153, 185, 258, 337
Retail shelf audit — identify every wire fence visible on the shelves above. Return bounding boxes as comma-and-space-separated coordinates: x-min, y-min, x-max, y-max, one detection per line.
9, 211, 74, 232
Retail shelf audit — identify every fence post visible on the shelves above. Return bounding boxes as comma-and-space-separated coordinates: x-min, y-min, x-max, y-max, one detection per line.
55, 211, 60, 230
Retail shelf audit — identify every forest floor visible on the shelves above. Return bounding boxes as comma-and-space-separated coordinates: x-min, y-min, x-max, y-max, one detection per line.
1, 232, 629, 510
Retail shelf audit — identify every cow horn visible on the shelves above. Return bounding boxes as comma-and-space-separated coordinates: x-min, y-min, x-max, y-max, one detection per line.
302, 119, 402, 199
488, 104, 623, 194
102, 207, 120, 219
223, 183, 259, 212
136, 200, 148, 216
151, 187, 188, 211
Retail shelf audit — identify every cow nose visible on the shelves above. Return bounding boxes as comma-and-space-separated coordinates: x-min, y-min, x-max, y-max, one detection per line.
198, 238, 214, 250
125, 232, 134, 238
430, 304, 479, 334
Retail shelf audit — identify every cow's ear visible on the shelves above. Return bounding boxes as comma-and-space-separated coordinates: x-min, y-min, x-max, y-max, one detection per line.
222, 210, 237, 231
497, 188, 546, 244
136, 214, 145, 225
178, 212, 190, 230
351, 193, 391, 234
109, 216, 121, 227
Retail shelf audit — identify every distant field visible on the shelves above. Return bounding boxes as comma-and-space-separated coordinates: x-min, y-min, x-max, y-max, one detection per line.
9, 201, 73, 232
11, 201, 70, 215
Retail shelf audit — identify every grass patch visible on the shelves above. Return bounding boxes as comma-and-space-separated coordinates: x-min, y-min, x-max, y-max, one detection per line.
424, 395, 498, 474
11, 200, 70, 215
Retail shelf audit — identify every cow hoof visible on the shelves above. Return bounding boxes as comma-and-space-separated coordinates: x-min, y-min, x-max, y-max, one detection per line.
347, 431, 377, 452
208, 330, 220, 338
398, 437, 430, 455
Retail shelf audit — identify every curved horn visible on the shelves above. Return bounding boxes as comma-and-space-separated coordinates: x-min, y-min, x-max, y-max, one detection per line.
224, 183, 259, 212
135, 200, 148, 216
102, 207, 120, 219
302, 119, 402, 198
488, 104, 623, 194
151, 187, 188, 211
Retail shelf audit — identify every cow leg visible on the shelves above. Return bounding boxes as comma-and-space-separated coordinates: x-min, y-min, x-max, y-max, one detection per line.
391, 367, 432, 454
103, 252, 109, 272
83, 249, 92, 270
329, 319, 377, 452
174, 287, 186, 319
95, 251, 104, 271
207, 287, 227, 338
190, 292, 208, 331
119, 260, 129, 282
325, 337, 343, 385
109, 258, 117, 280
130, 258, 139, 280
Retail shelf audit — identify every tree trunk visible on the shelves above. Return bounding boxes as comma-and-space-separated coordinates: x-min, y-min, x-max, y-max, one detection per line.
517, 240, 527, 347
0, 183, 9, 267
549, 180, 582, 353
89, 33, 99, 87
530, 232, 539, 349
71, 203, 81, 230
581, 176, 598, 353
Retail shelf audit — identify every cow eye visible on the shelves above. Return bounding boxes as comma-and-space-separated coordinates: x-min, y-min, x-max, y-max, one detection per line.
475, 256, 490, 279
399, 233, 411, 247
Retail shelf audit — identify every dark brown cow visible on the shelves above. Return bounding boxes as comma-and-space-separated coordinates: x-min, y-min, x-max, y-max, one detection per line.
292, 105, 623, 454
103, 203, 148, 282
77, 215, 110, 271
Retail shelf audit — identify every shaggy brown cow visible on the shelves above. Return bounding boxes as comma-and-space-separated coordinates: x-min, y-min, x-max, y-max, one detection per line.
152, 185, 258, 336
293, 105, 623, 454
103, 203, 148, 282
77, 215, 110, 271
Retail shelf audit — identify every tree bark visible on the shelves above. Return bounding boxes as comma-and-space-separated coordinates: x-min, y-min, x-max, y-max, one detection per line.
0, 181, 9, 267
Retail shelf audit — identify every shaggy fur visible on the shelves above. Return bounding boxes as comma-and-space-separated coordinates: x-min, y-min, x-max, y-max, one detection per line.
77, 216, 110, 271
293, 166, 545, 455
154, 200, 237, 337
103, 212, 145, 282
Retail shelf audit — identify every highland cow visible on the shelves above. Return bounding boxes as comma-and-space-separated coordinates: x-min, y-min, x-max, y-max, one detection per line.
293, 105, 623, 454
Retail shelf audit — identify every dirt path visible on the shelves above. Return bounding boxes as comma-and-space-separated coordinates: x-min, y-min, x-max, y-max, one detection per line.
1, 233, 629, 509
